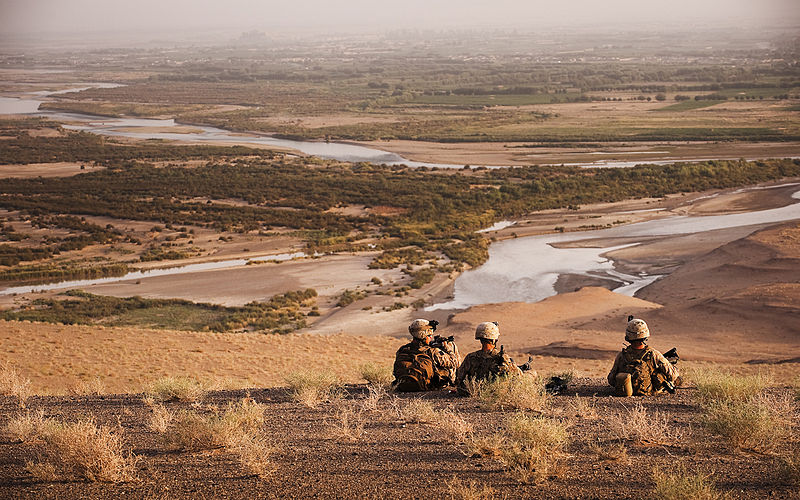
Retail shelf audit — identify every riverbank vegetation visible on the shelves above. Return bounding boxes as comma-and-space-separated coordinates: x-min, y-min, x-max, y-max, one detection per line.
0, 289, 318, 333
1, 124, 798, 279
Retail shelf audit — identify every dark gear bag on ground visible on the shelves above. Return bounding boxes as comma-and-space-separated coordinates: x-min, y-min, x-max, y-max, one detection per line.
620, 346, 656, 395
393, 346, 436, 392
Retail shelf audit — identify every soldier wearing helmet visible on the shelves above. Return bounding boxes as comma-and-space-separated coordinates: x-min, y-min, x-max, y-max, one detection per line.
455, 322, 531, 396
607, 316, 680, 396
392, 319, 460, 392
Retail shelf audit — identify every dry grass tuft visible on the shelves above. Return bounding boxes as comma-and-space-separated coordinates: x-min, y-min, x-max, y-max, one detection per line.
69, 377, 106, 396
464, 434, 502, 459
360, 383, 389, 412
436, 409, 473, 442
445, 475, 502, 500
223, 431, 276, 478
284, 369, 342, 408
607, 403, 684, 445
498, 413, 570, 484
472, 374, 547, 412
689, 367, 770, 403
397, 399, 472, 441
157, 397, 274, 477
6, 409, 51, 442
0, 362, 33, 407
359, 362, 393, 388
652, 466, 725, 500
566, 394, 598, 420
589, 439, 628, 463
329, 403, 366, 441
145, 376, 206, 402
700, 392, 794, 453
400, 399, 438, 424
10, 416, 138, 482
148, 404, 174, 434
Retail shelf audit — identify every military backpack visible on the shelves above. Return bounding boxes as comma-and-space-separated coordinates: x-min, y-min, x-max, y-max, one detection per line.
393, 345, 436, 392
620, 346, 656, 395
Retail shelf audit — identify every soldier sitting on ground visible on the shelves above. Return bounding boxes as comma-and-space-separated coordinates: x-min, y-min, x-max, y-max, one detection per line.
392, 319, 460, 392
455, 321, 535, 396
607, 316, 680, 397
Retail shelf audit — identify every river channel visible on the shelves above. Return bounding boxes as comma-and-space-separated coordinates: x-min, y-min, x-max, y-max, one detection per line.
2, 86, 800, 307
429, 186, 800, 310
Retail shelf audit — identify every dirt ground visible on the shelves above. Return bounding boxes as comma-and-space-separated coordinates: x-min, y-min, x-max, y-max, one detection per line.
0, 379, 797, 499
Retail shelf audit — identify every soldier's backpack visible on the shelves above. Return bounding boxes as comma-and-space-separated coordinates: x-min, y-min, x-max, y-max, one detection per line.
473, 350, 516, 381
393, 346, 435, 392
620, 346, 656, 395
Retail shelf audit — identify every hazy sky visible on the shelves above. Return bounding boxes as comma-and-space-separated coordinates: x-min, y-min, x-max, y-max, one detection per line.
1, 0, 798, 37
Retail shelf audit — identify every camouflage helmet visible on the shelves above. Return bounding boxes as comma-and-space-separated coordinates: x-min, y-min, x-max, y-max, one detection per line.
408, 319, 435, 340
625, 318, 650, 341
475, 321, 500, 341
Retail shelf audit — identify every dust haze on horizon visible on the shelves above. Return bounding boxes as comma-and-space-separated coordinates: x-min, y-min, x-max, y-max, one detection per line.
1, 0, 798, 44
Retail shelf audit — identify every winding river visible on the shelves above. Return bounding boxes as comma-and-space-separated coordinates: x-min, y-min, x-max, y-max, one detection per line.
429, 187, 800, 310
1, 85, 799, 307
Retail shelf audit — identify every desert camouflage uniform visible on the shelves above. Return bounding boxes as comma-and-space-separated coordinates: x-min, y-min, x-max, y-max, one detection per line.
392, 339, 460, 390
607, 345, 679, 393
455, 348, 522, 396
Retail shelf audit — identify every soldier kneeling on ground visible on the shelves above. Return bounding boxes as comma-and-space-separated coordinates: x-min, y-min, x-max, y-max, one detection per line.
607, 316, 681, 397
392, 319, 460, 392
455, 321, 536, 396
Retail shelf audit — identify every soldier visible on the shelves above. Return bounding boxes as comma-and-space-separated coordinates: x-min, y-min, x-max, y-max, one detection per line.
607, 317, 680, 396
455, 321, 533, 396
392, 319, 460, 392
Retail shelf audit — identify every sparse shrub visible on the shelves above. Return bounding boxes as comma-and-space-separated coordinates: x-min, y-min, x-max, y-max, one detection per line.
473, 374, 547, 412
436, 409, 473, 442
690, 368, 770, 403
224, 431, 276, 478
16, 417, 137, 482
445, 475, 500, 500
607, 403, 684, 445
700, 393, 793, 452
360, 362, 393, 388
360, 384, 389, 412
146, 376, 206, 402
589, 439, 628, 463
329, 403, 366, 441
567, 394, 598, 420
284, 369, 342, 407
0, 362, 33, 407
70, 377, 105, 396
148, 404, 174, 433
652, 466, 724, 500
336, 288, 367, 307
6, 409, 52, 442
496, 413, 570, 484
165, 410, 218, 450
400, 399, 438, 424
464, 434, 502, 459
157, 397, 273, 477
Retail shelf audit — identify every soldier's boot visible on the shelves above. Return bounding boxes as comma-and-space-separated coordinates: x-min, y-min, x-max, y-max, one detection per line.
614, 373, 633, 397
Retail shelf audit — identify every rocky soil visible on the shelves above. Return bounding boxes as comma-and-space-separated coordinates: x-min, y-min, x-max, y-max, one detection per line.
1, 378, 797, 499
